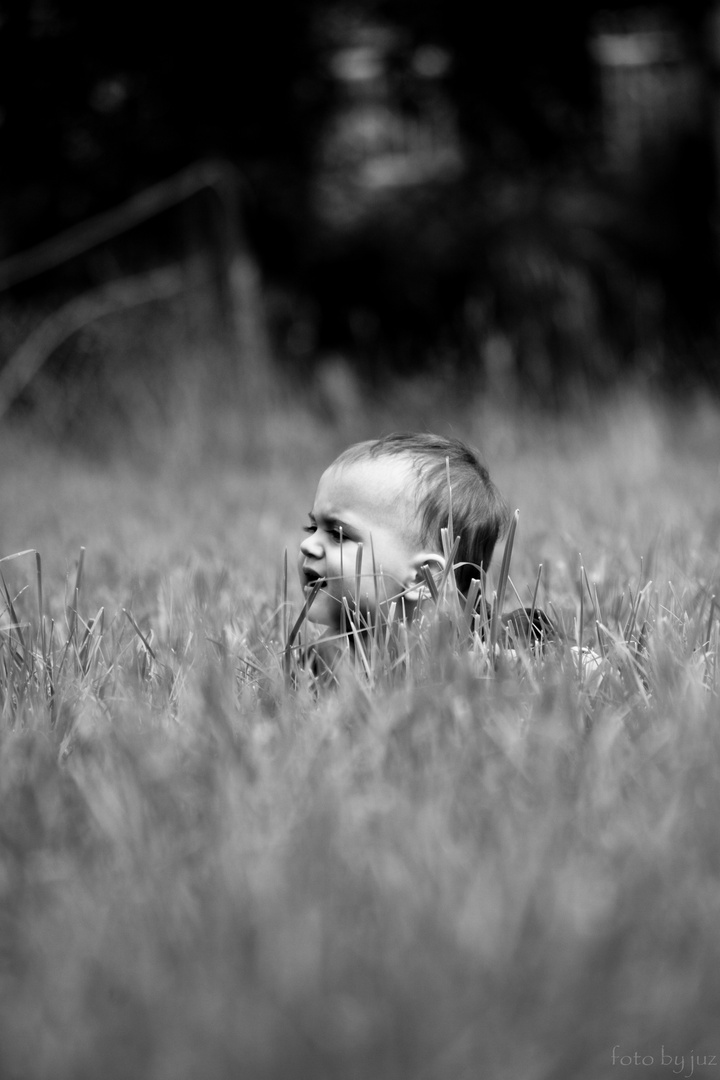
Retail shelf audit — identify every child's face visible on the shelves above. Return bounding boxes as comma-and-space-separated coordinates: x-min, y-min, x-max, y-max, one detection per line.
298, 455, 431, 631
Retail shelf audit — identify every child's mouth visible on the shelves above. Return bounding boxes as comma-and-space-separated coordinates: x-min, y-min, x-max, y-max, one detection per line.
303, 570, 326, 590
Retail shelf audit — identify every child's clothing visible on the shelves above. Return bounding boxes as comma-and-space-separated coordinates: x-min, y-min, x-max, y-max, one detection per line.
301, 604, 587, 687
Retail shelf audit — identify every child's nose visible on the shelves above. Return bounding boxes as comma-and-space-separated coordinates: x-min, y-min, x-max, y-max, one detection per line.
300, 532, 323, 558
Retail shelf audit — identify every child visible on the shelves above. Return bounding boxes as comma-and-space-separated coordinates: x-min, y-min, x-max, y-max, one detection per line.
297, 432, 554, 672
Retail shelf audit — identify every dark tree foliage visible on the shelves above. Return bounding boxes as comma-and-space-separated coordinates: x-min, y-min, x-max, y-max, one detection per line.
0, 0, 334, 247
0, 0, 718, 396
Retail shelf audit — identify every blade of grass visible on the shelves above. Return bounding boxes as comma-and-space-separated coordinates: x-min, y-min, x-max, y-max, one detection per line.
582, 565, 596, 621
578, 558, 585, 681
622, 586, 636, 640
488, 589, 500, 652
122, 608, 157, 660
420, 563, 439, 603
57, 548, 86, 679
438, 531, 461, 597
507, 574, 526, 611
592, 579, 603, 632
35, 550, 48, 672
66, 547, 85, 645
490, 509, 518, 650
79, 607, 105, 676
704, 595, 716, 652
343, 598, 372, 681
35, 550, 43, 623
463, 578, 482, 632
625, 580, 653, 647
475, 569, 492, 642
282, 549, 288, 645
0, 549, 35, 565
527, 562, 543, 647
594, 620, 606, 661
339, 526, 346, 638
355, 541, 364, 618
0, 569, 26, 655
283, 579, 323, 677
445, 456, 454, 552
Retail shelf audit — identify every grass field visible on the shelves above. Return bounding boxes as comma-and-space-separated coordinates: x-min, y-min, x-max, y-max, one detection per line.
0, 382, 719, 1080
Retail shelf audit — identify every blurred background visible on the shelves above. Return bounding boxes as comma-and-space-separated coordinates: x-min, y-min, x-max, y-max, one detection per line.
0, 0, 719, 451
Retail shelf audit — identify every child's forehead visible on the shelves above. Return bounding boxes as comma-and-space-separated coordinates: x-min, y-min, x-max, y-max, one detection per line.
325, 451, 415, 485
331, 450, 415, 480
316, 454, 420, 517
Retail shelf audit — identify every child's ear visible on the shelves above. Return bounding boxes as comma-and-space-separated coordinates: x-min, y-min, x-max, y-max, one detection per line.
404, 553, 447, 603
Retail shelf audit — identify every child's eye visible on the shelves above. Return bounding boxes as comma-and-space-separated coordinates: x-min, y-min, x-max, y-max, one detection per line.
303, 523, 345, 541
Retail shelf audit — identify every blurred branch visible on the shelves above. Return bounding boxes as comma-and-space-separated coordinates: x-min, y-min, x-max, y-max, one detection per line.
0, 159, 242, 292
0, 262, 207, 419
0, 158, 275, 442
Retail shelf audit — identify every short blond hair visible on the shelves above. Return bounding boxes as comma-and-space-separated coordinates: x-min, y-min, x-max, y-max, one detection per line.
335, 432, 508, 595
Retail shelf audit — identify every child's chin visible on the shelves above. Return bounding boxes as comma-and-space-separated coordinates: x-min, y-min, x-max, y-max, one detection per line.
306, 597, 336, 627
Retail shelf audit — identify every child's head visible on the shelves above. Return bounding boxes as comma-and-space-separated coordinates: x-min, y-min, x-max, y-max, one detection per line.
298, 432, 508, 632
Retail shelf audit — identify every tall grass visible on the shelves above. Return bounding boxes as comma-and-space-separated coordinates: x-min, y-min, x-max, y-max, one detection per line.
0, 390, 719, 1079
